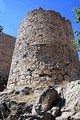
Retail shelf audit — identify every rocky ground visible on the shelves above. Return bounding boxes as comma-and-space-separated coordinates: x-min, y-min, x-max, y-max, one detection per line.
0, 80, 80, 120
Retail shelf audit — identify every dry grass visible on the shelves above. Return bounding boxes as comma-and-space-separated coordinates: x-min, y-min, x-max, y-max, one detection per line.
11, 93, 37, 104
60, 80, 69, 87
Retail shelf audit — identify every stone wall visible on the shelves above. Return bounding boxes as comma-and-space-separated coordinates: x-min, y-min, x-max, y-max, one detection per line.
0, 32, 16, 90
7, 8, 80, 90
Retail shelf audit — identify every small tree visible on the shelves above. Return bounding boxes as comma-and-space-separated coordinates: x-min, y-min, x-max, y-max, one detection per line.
73, 8, 80, 51
0, 25, 3, 33
75, 8, 80, 23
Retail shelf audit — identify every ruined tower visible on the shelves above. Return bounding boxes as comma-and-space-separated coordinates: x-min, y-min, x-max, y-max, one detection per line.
7, 8, 80, 89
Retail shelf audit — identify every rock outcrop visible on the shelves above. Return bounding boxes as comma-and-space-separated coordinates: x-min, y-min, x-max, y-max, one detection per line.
0, 80, 80, 120
0, 33, 16, 91
7, 8, 80, 90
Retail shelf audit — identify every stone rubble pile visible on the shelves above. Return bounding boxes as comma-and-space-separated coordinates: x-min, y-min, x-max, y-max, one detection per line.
0, 80, 80, 120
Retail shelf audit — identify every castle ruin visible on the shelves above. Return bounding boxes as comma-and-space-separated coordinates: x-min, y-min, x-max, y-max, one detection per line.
7, 8, 80, 89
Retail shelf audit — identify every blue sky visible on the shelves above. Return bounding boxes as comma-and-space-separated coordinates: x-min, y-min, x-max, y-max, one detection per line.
0, 0, 80, 37
0, 0, 80, 58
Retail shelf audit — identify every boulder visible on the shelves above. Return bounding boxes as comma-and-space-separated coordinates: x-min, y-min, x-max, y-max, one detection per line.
32, 86, 59, 115
63, 80, 80, 112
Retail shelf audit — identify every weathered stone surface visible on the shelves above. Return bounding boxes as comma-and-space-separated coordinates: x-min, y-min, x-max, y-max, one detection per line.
50, 106, 60, 116
63, 80, 80, 112
56, 112, 72, 120
57, 74, 63, 81
56, 80, 80, 120
7, 8, 80, 90
0, 33, 15, 91
64, 75, 70, 81
0, 80, 80, 119
71, 112, 80, 120
32, 86, 59, 115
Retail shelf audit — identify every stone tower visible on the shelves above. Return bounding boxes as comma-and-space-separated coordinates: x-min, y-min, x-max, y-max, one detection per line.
7, 8, 80, 90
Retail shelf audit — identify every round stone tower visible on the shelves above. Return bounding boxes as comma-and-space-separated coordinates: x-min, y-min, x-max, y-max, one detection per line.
7, 8, 80, 89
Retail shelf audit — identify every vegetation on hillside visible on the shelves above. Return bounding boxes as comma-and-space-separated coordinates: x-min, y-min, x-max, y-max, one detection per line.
73, 8, 80, 51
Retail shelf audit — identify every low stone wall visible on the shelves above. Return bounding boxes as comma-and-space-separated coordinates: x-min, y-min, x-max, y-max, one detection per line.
0, 33, 16, 91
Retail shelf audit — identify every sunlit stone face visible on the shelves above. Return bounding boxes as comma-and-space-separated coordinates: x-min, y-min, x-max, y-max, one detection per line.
7, 8, 80, 90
